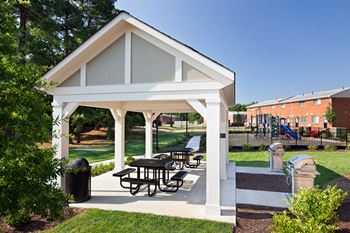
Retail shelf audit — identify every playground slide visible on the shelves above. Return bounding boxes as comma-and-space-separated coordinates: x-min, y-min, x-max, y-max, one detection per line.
280, 125, 300, 140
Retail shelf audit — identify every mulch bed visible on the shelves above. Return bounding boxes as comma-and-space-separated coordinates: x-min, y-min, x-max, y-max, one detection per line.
236, 173, 291, 193
235, 203, 350, 233
235, 204, 285, 233
0, 208, 84, 233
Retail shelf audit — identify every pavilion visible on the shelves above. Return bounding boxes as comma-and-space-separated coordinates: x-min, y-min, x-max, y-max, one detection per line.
43, 11, 235, 218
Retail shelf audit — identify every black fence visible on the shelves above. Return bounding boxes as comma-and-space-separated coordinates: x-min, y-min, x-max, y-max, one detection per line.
229, 127, 349, 148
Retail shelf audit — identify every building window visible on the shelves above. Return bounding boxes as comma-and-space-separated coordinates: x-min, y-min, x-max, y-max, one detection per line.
271, 105, 275, 109
299, 101, 305, 106
301, 116, 307, 123
313, 99, 321, 105
312, 116, 319, 124
280, 103, 286, 108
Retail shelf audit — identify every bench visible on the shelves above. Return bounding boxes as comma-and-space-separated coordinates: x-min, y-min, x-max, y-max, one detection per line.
112, 168, 135, 177
185, 154, 204, 168
112, 168, 136, 189
122, 177, 158, 196
171, 171, 188, 181
122, 177, 158, 185
159, 171, 188, 193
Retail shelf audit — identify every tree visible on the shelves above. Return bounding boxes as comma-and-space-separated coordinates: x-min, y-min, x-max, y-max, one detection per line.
0, 2, 68, 225
325, 104, 336, 126
228, 102, 257, 112
70, 113, 86, 143
188, 113, 203, 124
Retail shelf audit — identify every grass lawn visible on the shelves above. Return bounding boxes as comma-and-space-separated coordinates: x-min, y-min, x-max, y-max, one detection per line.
46, 209, 233, 233
69, 131, 204, 163
229, 151, 350, 186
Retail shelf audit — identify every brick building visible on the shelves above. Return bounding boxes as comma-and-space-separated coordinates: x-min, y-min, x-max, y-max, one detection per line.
247, 87, 350, 129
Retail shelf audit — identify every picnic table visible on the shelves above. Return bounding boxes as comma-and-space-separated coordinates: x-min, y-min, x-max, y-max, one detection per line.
113, 159, 188, 196
167, 147, 193, 169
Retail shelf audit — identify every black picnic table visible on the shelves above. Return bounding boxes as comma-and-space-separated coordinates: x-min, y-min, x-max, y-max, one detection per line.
124, 159, 181, 196
166, 147, 193, 169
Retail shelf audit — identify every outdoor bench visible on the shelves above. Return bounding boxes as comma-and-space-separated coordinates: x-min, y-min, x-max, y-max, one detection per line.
158, 171, 188, 193
113, 168, 136, 189
186, 155, 204, 168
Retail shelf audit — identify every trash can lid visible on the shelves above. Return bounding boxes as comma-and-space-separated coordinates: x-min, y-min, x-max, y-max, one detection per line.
70, 157, 89, 168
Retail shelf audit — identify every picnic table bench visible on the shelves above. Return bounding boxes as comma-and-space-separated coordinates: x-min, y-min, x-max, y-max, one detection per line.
167, 136, 204, 169
113, 159, 188, 196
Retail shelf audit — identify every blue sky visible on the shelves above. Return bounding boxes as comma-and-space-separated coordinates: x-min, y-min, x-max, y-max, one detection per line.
117, 0, 350, 104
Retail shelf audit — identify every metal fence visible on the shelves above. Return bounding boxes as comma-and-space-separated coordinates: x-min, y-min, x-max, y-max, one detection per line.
229, 127, 349, 148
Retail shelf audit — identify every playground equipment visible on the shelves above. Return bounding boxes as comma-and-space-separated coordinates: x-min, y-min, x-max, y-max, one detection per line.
253, 114, 301, 141
280, 124, 300, 140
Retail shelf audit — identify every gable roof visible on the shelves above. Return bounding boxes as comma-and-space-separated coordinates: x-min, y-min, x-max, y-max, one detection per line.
42, 10, 235, 84
247, 87, 350, 108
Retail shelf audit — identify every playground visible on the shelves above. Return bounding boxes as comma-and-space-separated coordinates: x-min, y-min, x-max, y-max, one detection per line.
230, 114, 349, 148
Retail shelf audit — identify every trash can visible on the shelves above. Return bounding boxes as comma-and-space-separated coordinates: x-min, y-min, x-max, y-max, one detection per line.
65, 157, 91, 203
268, 143, 284, 172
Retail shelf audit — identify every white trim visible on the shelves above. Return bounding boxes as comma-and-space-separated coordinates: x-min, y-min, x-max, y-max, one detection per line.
124, 31, 131, 84
80, 64, 86, 86
186, 99, 206, 119
175, 57, 182, 82
48, 81, 223, 96
53, 90, 220, 103
151, 112, 161, 121
63, 102, 79, 118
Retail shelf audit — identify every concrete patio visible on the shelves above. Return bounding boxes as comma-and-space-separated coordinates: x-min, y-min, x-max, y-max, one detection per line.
71, 162, 236, 224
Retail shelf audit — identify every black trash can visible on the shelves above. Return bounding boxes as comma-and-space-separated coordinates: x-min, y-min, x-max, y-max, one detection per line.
65, 157, 91, 203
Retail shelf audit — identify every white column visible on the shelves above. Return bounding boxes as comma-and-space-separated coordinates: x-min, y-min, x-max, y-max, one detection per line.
110, 109, 126, 172
52, 102, 70, 191
226, 110, 230, 165
220, 105, 227, 180
205, 99, 221, 215
143, 112, 154, 158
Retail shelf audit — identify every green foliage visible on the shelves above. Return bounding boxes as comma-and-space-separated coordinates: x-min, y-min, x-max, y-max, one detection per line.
70, 113, 87, 143
325, 105, 336, 125
324, 145, 337, 151
91, 163, 114, 177
272, 186, 347, 233
258, 144, 267, 151
242, 144, 254, 151
66, 165, 88, 175
125, 155, 135, 165
188, 113, 203, 124
229, 103, 248, 111
346, 145, 350, 150
308, 145, 318, 151
0, 3, 69, 224
0, 57, 68, 225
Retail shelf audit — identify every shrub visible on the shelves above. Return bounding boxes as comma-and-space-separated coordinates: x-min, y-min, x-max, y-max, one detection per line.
307, 145, 318, 151
125, 155, 135, 165
242, 144, 254, 151
346, 145, 350, 150
91, 162, 114, 176
258, 144, 267, 151
0, 59, 68, 225
324, 145, 337, 151
272, 186, 347, 233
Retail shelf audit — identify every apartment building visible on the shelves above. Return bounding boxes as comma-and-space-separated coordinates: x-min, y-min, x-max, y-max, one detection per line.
247, 87, 350, 129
